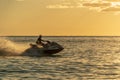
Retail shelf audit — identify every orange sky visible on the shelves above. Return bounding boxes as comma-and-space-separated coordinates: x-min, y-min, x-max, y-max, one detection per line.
1, 0, 120, 36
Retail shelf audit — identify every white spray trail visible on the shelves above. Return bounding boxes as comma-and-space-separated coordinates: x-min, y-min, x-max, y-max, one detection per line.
0, 38, 28, 56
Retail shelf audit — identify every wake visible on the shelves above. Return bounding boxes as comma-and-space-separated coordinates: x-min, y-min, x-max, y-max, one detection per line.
0, 38, 28, 56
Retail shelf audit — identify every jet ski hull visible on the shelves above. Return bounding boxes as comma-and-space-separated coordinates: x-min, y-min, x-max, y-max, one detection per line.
22, 42, 64, 56
44, 47, 64, 54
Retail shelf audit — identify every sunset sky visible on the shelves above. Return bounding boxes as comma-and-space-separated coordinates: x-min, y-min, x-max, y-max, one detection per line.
1, 0, 120, 36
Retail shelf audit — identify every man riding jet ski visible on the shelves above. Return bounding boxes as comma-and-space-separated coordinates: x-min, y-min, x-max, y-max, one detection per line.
29, 35, 64, 54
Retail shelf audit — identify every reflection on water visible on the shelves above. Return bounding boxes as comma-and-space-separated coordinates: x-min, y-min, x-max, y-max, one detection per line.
0, 36, 120, 80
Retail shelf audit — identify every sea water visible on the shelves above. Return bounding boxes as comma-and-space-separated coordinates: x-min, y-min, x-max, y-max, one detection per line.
0, 36, 120, 80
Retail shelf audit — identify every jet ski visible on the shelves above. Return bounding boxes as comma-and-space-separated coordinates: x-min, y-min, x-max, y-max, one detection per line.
43, 42, 64, 54
22, 41, 64, 56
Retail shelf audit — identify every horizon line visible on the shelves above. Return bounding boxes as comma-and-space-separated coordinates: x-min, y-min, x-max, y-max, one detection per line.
1, 35, 120, 37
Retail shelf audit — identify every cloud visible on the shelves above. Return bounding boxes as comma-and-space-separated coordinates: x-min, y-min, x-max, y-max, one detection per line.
102, 7, 120, 12
46, 0, 111, 9
82, 3, 111, 7
82, 1, 120, 13
105, 0, 120, 2
46, 5, 73, 9
111, 2, 120, 7
46, 0, 120, 14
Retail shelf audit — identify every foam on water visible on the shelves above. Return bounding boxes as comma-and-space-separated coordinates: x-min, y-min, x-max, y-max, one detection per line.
0, 38, 28, 56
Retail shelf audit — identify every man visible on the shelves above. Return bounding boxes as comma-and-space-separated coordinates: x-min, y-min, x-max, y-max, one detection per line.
36, 35, 45, 46
36, 35, 52, 47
